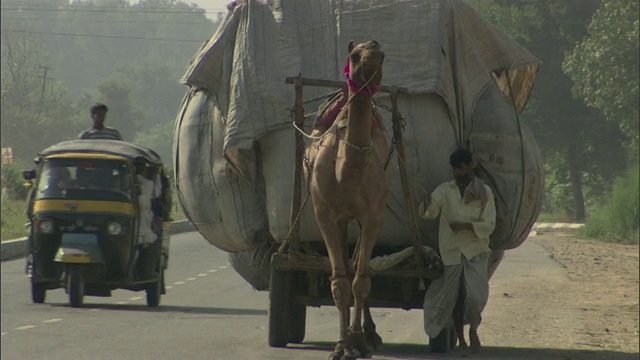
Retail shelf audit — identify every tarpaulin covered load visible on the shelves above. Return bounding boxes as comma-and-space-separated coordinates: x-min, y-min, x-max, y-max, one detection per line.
174, 0, 543, 286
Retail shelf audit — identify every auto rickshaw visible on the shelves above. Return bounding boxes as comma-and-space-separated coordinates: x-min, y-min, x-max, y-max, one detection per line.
22, 140, 173, 308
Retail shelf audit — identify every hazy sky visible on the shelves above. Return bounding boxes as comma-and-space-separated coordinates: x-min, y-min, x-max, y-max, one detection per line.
189, 0, 231, 20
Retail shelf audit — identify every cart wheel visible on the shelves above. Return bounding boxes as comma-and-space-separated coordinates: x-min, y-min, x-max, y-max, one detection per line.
31, 281, 46, 304
430, 326, 451, 353
268, 267, 292, 347
68, 265, 84, 308
146, 267, 163, 307
288, 304, 307, 344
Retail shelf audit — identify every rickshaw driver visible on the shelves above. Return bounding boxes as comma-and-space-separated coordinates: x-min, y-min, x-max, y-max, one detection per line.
40, 166, 72, 198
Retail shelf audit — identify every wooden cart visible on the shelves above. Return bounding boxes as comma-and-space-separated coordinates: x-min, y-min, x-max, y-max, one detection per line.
267, 75, 453, 353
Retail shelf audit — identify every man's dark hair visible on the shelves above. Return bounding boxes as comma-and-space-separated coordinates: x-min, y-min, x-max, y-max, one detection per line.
449, 148, 473, 167
90, 103, 108, 115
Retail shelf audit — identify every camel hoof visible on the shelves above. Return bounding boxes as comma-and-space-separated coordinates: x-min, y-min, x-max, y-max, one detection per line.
348, 330, 371, 358
364, 329, 383, 350
469, 330, 481, 354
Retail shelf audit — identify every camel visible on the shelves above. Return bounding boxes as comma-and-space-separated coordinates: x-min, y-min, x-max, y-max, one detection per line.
306, 40, 388, 360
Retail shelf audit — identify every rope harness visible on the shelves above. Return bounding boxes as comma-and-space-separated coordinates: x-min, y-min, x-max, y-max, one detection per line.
278, 55, 409, 255
278, 92, 405, 255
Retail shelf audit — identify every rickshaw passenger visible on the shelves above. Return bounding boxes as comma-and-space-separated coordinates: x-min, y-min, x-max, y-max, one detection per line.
135, 163, 162, 248
134, 163, 163, 279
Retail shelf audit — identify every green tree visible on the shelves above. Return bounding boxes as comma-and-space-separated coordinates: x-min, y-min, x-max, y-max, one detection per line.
0, 0, 216, 97
1, 0, 220, 165
564, 0, 639, 159
84, 59, 187, 161
80, 76, 145, 139
1, 31, 77, 160
135, 122, 174, 163
470, 0, 628, 221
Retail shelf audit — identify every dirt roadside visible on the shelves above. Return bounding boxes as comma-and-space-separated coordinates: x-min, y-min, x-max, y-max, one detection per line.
473, 231, 639, 360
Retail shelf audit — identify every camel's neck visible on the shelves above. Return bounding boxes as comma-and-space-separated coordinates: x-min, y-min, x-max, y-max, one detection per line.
345, 90, 373, 148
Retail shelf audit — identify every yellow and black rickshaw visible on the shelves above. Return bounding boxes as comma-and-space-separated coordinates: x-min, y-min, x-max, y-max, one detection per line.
23, 140, 172, 308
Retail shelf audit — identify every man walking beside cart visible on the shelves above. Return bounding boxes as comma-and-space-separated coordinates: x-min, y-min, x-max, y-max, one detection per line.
419, 148, 496, 353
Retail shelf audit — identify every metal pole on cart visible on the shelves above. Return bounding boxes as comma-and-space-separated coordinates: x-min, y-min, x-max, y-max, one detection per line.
288, 75, 305, 253
389, 87, 426, 287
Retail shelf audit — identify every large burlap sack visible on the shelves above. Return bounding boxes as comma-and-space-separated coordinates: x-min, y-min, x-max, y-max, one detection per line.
173, 89, 269, 252
173, 0, 543, 287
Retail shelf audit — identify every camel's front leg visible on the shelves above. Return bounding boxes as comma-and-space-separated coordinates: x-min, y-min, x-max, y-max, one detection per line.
349, 217, 382, 358
316, 218, 355, 360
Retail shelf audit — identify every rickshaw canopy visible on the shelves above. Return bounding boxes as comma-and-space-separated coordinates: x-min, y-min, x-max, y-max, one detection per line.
37, 140, 163, 166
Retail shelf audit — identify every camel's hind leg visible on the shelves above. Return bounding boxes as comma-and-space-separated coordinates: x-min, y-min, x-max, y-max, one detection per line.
363, 305, 383, 350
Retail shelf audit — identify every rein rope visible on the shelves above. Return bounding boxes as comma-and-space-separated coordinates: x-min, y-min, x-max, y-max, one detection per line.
291, 69, 379, 142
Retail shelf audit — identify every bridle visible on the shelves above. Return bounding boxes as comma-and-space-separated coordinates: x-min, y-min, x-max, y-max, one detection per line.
344, 56, 380, 96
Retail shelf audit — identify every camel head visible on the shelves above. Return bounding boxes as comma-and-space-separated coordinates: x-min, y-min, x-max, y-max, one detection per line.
347, 40, 385, 92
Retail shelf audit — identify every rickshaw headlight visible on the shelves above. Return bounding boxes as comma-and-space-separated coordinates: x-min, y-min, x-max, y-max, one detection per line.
107, 222, 122, 236
39, 219, 54, 234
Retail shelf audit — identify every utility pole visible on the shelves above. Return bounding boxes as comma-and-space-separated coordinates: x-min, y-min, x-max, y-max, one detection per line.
37, 65, 53, 112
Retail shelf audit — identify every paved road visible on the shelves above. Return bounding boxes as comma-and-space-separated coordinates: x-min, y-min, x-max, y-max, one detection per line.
2, 232, 629, 360
1, 232, 436, 360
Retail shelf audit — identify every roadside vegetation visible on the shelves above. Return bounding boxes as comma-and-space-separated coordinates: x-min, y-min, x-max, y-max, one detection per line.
583, 167, 640, 244
1, 199, 29, 240
1, 162, 30, 240
472, 0, 639, 244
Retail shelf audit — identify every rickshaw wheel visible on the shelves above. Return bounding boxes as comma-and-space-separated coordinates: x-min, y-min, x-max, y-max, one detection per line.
68, 265, 85, 308
146, 267, 163, 307
31, 282, 46, 304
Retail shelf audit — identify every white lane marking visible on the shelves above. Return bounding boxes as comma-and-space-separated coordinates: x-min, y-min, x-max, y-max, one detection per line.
186, 277, 197, 281
128, 296, 143, 301
218, 266, 228, 269
173, 281, 186, 285
2, 332, 7, 335
207, 269, 218, 273
117, 301, 128, 305
165, 286, 173, 290
16, 325, 36, 330
89, 309, 99, 312
197, 273, 207, 277
43, 319, 63, 324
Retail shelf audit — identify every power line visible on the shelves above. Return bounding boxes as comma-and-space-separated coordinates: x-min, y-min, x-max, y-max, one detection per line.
0, 3, 228, 11
0, 28, 206, 43
0, 16, 219, 25
0, 6, 227, 14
